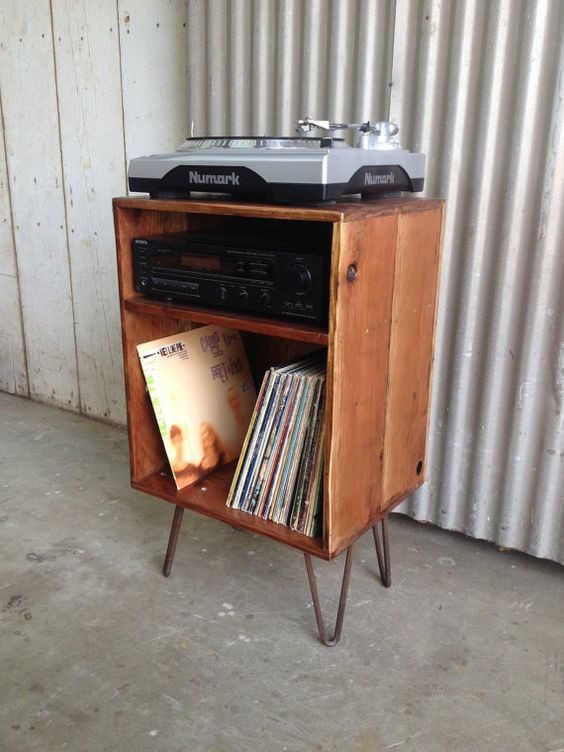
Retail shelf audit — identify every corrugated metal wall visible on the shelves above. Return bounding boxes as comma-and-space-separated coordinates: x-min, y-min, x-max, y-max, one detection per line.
187, 0, 563, 563
187, 0, 396, 135
392, 0, 563, 564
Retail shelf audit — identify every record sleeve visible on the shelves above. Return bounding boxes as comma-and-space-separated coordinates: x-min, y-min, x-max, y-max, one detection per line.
137, 325, 256, 490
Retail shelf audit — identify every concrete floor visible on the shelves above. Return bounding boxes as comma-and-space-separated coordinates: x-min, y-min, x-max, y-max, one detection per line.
0, 392, 562, 752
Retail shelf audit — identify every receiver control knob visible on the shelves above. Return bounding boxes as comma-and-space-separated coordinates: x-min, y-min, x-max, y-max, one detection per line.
237, 288, 250, 303
215, 285, 228, 302
258, 291, 271, 308
286, 263, 312, 295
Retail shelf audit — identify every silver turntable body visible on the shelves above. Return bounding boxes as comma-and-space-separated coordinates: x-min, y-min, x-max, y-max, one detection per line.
128, 119, 425, 202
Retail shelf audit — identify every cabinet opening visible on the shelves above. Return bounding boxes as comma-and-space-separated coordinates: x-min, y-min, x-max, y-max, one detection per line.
129, 319, 328, 548
127, 212, 334, 330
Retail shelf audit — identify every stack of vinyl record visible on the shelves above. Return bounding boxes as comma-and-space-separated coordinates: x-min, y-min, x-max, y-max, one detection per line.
226, 351, 326, 537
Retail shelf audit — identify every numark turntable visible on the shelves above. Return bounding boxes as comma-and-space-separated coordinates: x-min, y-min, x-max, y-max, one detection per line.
128, 118, 425, 202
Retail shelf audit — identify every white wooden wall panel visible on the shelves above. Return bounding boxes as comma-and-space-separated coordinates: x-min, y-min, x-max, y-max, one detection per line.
51, 0, 127, 424
0, 0, 79, 410
0, 106, 28, 397
118, 0, 188, 161
0, 275, 27, 397
0, 0, 188, 422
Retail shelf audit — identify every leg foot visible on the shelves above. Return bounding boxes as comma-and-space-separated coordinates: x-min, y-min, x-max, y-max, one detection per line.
163, 505, 184, 577
373, 516, 391, 587
304, 545, 354, 647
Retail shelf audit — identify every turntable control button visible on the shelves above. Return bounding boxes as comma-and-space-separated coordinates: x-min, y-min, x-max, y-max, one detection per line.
237, 288, 250, 303
258, 291, 271, 308
215, 285, 229, 302
286, 263, 312, 295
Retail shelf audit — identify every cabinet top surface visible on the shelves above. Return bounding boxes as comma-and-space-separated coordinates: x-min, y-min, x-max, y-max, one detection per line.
113, 195, 443, 223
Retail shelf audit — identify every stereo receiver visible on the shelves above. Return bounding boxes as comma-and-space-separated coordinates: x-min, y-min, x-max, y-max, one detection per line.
132, 229, 329, 323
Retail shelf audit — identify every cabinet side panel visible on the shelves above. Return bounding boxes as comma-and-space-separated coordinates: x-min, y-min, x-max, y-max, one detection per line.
382, 206, 444, 504
326, 215, 398, 555
114, 208, 196, 480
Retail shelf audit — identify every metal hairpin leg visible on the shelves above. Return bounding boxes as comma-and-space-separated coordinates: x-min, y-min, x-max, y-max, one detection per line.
163, 505, 184, 577
304, 545, 354, 647
372, 515, 391, 587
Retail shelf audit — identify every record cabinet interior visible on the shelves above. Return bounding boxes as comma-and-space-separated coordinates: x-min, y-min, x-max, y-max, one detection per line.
113, 196, 444, 562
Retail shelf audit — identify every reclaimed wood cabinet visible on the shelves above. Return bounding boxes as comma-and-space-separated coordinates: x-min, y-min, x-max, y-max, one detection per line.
113, 196, 444, 644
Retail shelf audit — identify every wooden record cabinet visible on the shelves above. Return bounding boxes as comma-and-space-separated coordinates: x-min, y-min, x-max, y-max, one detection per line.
113, 196, 444, 645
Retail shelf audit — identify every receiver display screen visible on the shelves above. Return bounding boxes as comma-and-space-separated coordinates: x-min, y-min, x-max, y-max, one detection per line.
153, 253, 227, 273
180, 255, 221, 270
149, 250, 274, 279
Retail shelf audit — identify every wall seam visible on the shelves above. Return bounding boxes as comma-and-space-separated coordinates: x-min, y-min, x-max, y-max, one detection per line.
0, 82, 31, 398
48, 0, 82, 411
384, 0, 398, 120
115, 0, 129, 190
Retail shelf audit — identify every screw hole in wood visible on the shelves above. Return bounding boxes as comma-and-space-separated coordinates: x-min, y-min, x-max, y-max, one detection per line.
346, 264, 357, 282
416, 460, 423, 475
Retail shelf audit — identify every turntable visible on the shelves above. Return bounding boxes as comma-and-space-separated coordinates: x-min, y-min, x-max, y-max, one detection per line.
128, 118, 425, 203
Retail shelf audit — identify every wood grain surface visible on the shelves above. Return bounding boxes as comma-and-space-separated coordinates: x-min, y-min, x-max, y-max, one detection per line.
134, 465, 328, 559
113, 196, 443, 224
382, 204, 444, 501
324, 214, 398, 554
124, 298, 329, 345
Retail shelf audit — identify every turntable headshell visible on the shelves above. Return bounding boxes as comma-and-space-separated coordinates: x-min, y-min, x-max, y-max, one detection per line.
296, 117, 401, 151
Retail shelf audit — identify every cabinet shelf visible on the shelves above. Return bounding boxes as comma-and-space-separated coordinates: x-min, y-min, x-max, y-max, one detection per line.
124, 296, 328, 345
133, 463, 327, 559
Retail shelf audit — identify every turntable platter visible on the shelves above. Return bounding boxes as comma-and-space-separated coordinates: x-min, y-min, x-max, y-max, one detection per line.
177, 136, 347, 150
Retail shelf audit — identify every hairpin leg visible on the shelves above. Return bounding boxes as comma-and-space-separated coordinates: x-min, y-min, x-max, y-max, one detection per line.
304, 545, 354, 647
373, 516, 391, 587
163, 505, 184, 577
